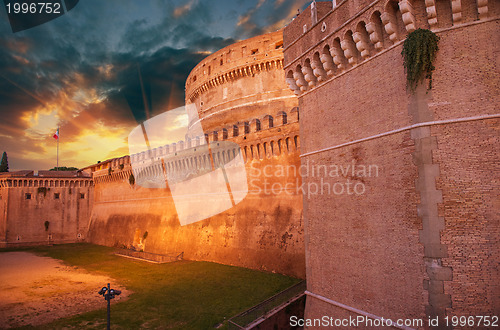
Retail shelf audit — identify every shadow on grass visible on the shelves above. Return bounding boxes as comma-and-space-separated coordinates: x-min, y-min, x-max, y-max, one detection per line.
4, 243, 300, 329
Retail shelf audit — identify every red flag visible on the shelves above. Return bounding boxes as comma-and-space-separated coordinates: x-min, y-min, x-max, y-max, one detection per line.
53, 128, 59, 140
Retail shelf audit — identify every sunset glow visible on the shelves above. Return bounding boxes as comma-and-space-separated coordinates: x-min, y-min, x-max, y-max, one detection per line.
0, 0, 311, 170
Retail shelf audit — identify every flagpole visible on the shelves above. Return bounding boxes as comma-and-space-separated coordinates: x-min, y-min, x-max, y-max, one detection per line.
56, 126, 59, 170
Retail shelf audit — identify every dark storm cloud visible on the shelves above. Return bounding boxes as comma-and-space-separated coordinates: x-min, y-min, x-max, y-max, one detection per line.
0, 0, 237, 120
112, 46, 205, 123
118, 0, 215, 53
0, 0, 304, 170
234, 0, 311, 39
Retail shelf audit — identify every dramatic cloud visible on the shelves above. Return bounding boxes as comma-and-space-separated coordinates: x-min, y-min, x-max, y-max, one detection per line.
234, 0, 310, 38
0, 0, 314, 170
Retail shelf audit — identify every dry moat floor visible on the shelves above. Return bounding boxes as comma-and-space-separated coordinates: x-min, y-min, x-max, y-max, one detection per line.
0, 244, 299, 329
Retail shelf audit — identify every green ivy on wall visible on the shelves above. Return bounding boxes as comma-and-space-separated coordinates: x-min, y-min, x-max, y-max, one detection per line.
401, 29, 440, 92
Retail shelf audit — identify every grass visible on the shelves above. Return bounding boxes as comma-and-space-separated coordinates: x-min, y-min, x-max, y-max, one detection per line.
3, 243, 300, 329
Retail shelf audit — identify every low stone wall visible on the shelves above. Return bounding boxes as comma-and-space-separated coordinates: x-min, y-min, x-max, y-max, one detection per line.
115, 249, 183, 263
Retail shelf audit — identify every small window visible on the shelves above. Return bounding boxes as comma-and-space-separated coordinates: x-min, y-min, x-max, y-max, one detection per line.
220, 59, 223, 65
54, 193, 60, 199
25, 193, 31, 200
80, 193, 85, 199
193, 75, 197, 82
275, 41, 283, 49
251, 49, 258, 55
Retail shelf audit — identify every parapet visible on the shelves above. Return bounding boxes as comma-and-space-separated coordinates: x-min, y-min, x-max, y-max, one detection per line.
284, 0, 499, 96
184, 29, 298, 131
0, 171, 93, 188
126, 106, 299, 167
90, 105, 300, 185
186, 30, 285, 103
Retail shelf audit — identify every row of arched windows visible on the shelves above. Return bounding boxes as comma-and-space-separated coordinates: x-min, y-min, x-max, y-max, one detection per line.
244, 135, 300, 161
286, 0, 496, 95
94, 134, 300, 185
130, 108, 299, 163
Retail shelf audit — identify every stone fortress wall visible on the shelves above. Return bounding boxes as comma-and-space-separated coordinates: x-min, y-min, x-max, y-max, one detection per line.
284, 0, 499, 324
86, 30, 306, 278
0, 171, 93, 247
2, 2, 497, 321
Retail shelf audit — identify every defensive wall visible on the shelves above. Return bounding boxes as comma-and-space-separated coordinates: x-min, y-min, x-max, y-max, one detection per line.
0, 171, 93, 247
86, 30, 306, 278
284, 0, 499, 324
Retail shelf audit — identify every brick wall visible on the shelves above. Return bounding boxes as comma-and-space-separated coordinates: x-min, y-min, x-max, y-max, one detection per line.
284, 0, 499, 324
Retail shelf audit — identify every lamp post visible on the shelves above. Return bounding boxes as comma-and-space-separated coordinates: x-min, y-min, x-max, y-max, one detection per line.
98, 283, 121, 330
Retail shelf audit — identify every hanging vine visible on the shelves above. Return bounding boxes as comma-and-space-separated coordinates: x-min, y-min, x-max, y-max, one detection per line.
401, 28, 440, 92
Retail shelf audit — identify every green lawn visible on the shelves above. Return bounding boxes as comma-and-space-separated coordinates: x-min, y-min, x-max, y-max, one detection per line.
6, 243, 300, 329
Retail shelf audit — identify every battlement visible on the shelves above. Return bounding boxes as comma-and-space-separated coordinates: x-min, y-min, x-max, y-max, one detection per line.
186, 30, 285, 102
0, 171, 92, 188
184, 28, 297, 132
92, 25, 301, 187
92, 107, 300, 185
284, 0, 499, 96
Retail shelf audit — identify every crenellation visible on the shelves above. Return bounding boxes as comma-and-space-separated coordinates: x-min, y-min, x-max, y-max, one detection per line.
451, 0, 463, 24
302, 59, 317, 87
276, 111, 288, 125
293, 65, 309, 92
353, 22, 373, 59
330, 38, 347, 71
284, 0, 496, 97
312, 51, 328, 81
399, 0, 417, 32
367, 11, 385, 50
425, 0, 438, 27
262, 115, 273, 130
250, 118, 261, 132
477, 0, 488, 19
93, 114, 301, 185
290, 107, 300, 123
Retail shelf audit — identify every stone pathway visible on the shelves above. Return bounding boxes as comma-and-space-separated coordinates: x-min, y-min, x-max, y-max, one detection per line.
0, 252, 129, 328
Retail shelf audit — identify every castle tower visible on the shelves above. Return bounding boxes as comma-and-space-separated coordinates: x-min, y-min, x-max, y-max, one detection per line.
87, 30, 305, 277
185, 29, 298, 139
284, 0, 499, 324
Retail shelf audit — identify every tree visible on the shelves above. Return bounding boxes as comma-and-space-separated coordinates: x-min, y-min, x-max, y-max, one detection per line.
0, 152, 8, 172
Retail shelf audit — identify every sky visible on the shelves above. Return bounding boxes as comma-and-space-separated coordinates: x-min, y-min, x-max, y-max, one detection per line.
0, 0, 312, 171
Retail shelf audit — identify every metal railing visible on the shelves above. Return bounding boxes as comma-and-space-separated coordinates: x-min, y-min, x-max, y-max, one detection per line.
115, 249, 183, 263
225, 280, 306, 329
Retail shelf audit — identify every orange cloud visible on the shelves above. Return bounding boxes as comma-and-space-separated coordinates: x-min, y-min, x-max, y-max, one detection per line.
173, 0, 195, 18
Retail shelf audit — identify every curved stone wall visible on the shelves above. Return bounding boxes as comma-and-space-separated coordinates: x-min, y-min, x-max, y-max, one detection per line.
185, 30, 297, 135
87, 30, 304, 277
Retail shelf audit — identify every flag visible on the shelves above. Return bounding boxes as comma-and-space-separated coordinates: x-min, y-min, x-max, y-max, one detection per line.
53, 128, 59, 140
